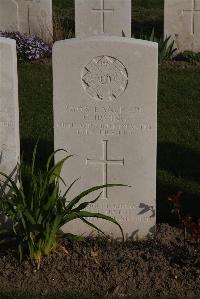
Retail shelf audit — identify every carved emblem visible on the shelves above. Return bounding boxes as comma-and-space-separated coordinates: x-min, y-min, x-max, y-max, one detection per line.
82, 56, 128, 101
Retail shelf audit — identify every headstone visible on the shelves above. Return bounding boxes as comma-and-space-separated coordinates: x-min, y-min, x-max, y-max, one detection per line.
165, 0, 200, 52
0, 0, 19, 32
0, 0, 53, 43
53, 36, 157, 240
0, 37, 20, 186
75, 0, 131, 37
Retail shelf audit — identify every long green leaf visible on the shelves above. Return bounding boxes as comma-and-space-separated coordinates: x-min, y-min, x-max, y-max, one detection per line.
31, 141, 39, 175
0, 172, 25, 204
46, 148, 68, 171
48, 155, 73, 185
78, 211, 124, 241
62, 178, 80, 199
66, 184, 127, 211
80, 217, 106, 236
72, 192, 102, 212
63, 211, 124, 240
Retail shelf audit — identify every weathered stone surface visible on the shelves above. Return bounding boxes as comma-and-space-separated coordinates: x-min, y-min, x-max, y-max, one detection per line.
0, 37, 20, 184
0, 0, 52, 43
53, 36, 157, 239
75, 0, 131, 37
0, 0, 19, 32
164, 0, 200, 52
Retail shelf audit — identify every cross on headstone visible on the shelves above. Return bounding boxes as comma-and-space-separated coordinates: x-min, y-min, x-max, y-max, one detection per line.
92, 0, 114, 34
182, 0, 200, 35
24, 0, 41, 34
24, 0, 34, 34
86, 140, 124, 199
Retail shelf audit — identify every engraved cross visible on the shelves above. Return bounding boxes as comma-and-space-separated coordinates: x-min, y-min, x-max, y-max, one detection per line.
24, 0, 34, 34
92, 0, 114, 34
182, 0, 200, 35
86, 140, 124, 199
24, 0, 40, 34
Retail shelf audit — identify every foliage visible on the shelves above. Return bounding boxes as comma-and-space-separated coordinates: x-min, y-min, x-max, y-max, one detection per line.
168, 192, 200, 244
53, 13, 74, 42
0, 31, 51, 62
140, 28, 177, 64
175, 51, 200, 64
0, 146, 124, 269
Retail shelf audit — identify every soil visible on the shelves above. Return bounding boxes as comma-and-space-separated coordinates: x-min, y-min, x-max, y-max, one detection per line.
0, 224, 199, 298
160, 60, 200, 69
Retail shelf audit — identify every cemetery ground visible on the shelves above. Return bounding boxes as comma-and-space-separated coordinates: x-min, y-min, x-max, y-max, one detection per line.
0, 44, 198, 299
1, 0, 200, 298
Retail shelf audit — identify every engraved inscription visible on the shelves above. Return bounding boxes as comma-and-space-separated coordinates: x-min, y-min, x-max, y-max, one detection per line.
82, 56, 128, 101
56, 104, 153, 136
86, 140, 124, 199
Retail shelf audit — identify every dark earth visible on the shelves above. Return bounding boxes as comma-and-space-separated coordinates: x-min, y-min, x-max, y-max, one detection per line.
0, 224, 199, 298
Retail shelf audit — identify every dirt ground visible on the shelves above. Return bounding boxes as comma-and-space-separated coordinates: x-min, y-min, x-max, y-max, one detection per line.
0, 224, 199, 298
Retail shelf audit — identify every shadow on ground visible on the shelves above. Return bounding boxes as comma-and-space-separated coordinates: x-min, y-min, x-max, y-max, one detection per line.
157, 142, 200, 223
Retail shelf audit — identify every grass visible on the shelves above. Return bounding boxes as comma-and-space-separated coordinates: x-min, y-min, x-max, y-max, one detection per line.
17, 63, 200, 223
158, 68, 200, 221
18, 64, 53, 168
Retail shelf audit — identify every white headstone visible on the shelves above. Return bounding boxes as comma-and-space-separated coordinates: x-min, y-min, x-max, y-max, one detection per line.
0, 37, 20, 184
53, 36, 157, 240
165, 0, 200, 52
0, 0, 19, 32
0, 0, 52, 43
75, 0, 131, 37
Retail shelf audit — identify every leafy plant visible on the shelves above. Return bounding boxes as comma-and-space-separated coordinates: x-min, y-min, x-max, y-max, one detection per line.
0, 31, 51, 62
0, 146, 125, 268
168, 192, 200, 245
140, 28, 177, 64
53, 13, 74, 42
175, 51, 200, 64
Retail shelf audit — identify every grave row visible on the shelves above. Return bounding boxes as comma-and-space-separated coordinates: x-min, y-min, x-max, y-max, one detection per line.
0, 0, 200, 52
0, 0, 199, 240
0, 23, 157, 241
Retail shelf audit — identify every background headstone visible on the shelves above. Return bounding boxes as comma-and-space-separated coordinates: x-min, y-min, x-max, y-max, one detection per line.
0, 0, 53, 43
165, 0, 200, 52
75, 0, 131, 37
53, 36, 157, 240
0, 0, 19, 32
0, 37, 20, 185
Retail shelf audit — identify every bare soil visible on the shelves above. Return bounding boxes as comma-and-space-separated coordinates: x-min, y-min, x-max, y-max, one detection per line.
0, 224, 199, 298
160, 60, 200, 69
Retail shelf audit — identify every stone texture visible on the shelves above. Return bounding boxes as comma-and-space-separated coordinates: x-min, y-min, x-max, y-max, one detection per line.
0, 37, 20, 184
164, 0, 200, 52
0, 0, 52, 43
75, 0, 131, 38
53, 36, 157, 240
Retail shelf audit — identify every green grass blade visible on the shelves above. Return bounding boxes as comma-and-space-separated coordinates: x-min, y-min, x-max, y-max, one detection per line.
63, 211, 124, 241
62, 178, 80, 199
46, 148, 68, 171
72, 192, 102, 212
48, 155, 73, 184
66, 184, 127, 211
31, 141, 39, 175
80, 217, 106, 236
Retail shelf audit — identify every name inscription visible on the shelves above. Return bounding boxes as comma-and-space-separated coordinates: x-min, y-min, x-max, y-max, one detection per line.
57, 104, 152, 136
